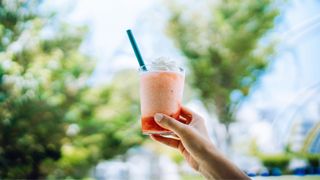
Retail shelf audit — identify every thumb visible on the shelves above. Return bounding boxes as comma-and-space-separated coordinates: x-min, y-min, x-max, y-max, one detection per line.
154, 113, 187, 136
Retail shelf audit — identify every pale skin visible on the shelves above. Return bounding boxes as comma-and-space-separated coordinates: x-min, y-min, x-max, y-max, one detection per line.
150, 106, 250, 180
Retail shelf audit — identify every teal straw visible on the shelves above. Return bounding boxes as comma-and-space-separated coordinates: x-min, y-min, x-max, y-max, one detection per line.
126, 29, 147, 71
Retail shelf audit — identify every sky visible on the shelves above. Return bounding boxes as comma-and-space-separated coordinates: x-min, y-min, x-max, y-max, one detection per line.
48, 0, 320, 152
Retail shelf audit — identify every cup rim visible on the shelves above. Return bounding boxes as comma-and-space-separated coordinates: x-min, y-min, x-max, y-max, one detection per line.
138, 64, 184, 73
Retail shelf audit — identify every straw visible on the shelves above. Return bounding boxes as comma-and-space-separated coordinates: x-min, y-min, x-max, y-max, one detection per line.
126, 29, 147, 71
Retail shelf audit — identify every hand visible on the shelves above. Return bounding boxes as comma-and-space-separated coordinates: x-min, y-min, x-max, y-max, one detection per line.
151, 106, 210, 171
150, 106, 250, 180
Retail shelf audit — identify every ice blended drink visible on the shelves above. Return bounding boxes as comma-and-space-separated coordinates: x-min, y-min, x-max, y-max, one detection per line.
139, 58, 185, 135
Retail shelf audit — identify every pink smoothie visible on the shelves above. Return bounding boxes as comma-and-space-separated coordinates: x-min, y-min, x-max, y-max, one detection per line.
140, 70, 184, 134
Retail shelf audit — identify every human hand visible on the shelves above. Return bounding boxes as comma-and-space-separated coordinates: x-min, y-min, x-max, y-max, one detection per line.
150, 106, 250, 180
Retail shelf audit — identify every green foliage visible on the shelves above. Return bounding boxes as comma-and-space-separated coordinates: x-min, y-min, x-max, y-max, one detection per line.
302, 153, 320, 167
249, 140, 291, 171
166, 0, 279, 125
0, 0, 143, 178
259, 154, 291, 171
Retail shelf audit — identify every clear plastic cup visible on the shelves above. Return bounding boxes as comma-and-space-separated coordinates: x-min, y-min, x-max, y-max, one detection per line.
139, 64, 185, 135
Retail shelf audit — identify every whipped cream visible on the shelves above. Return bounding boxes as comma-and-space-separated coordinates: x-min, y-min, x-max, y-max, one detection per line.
150, 57, 178, 71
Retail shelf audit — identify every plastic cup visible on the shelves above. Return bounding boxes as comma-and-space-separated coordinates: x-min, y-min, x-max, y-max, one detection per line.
139, 64, 185, 135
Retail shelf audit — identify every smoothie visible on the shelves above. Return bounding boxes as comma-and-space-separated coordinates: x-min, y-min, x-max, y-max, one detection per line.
139, 59, 185, 135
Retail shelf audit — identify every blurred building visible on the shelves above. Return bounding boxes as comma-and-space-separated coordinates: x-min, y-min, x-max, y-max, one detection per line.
289, 119, 320, 153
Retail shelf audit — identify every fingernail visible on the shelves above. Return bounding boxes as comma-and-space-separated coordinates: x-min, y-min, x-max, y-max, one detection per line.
154, 113, 163, 122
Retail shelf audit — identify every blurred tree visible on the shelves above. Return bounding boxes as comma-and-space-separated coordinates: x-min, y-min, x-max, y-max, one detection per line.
0, 0, 143, 178
166, 0, 279, 146
53, 70, 143, 179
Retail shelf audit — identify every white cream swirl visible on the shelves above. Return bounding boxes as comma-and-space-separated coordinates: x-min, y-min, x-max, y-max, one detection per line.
151, 57, 178, 71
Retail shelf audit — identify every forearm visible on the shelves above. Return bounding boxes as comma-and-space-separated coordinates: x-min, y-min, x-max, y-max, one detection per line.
198, 145, 250, 180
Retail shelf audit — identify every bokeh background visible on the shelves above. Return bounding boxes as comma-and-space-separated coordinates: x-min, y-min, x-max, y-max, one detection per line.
0, 0, 319, 179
